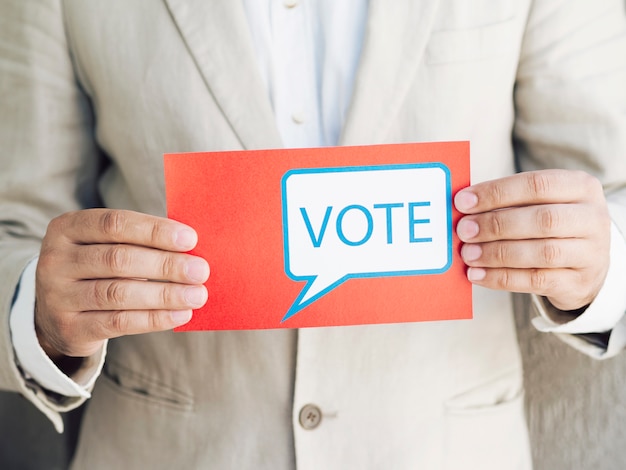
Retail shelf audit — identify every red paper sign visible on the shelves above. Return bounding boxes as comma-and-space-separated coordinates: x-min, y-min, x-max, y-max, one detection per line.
165, 142, 472, 331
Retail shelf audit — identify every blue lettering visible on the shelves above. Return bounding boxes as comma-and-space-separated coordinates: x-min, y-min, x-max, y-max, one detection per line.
300, 206, 332, 248
408, 201, 432, 243
336, 205, 373, 246
373, 203, 404, 244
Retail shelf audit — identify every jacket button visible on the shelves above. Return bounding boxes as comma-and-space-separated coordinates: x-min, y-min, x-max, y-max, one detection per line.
291, 111, 306, 124
299, 404, 322, 430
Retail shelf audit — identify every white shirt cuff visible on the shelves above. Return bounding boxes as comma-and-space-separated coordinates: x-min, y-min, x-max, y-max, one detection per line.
9, 257, 106, 397
531, 221, 626, 357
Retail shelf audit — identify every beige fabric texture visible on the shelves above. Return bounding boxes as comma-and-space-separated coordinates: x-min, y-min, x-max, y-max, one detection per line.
1, 0, 626, 469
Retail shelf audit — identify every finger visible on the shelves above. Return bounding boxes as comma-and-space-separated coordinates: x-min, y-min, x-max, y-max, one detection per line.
461, 239, 594, 269
67, 279, 208, 312
456, 203, 600, 242
35, 309, 193, 358
80, 310, 194, 342
466, 266, 575, 298
454, 170, 603, 214
50, 209, 198, 251
70, 244, 210, 284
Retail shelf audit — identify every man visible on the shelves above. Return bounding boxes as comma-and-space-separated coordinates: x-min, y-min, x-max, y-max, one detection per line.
1, 0, 626, 468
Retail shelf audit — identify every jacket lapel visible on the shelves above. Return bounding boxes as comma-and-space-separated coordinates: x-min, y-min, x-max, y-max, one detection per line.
164, 0, 441, 149
164, 0, 283, 150
340, 0, 441, 146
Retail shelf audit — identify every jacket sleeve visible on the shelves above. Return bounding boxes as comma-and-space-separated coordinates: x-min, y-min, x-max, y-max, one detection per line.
0, 0, 105, 431
513, 0, 626, 358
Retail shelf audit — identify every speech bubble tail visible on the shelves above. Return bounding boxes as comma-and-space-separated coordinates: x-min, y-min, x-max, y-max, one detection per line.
281, 305, 302, 323
281, 274, 345, 323
281, 284, 316, 323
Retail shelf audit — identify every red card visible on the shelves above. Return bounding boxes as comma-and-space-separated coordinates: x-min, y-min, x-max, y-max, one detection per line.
165, 142, 472, 331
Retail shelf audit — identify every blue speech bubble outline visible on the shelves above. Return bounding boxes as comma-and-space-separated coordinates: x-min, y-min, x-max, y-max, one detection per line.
280, 163, 453, 322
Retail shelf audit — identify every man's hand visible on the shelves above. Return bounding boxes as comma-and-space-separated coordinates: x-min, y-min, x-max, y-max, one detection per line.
35, 209, 209, 362
454, 169, 611, 312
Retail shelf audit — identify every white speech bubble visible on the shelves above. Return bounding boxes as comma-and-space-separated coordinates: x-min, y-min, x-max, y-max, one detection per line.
281, 163, 452, 321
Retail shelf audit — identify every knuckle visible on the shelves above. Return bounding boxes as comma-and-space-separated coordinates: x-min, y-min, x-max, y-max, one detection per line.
530, 269, 550, 293
107, 311, 130, 335
489, 183, 507, 207
105, 281, 127, 306
494, 243, 509, 265
496, 270, 514, 291
160, 286, 175, 307
541, 242, 561, 266
148, 312, 168, 331
150, 220, 166, 246
47, 212, 73, 235
579, 171, 601, 192
101, 211, 127, 239
93, 281, 126, 309
161, 255, 177, 280
90, 283, 106, 308
527, 172, 552, 199
488, 213, 504, 238
104, 246, 132, 275
37, 246, 60, 274
45, 216, 62, 236
536, 207, 558, 235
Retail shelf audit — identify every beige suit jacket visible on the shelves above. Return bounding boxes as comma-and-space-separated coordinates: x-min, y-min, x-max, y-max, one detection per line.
1, 0, 626, 468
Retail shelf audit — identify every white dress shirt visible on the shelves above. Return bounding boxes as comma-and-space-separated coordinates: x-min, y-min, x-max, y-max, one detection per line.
8, 0, 626, 400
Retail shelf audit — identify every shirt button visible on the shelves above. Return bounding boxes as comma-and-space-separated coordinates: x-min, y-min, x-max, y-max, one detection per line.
283, 0, 298, 8
299, 404, 322, 430
291, 112, 305, 124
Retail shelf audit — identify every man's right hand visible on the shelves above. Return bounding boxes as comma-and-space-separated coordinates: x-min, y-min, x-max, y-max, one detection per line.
34, 209, 209, 362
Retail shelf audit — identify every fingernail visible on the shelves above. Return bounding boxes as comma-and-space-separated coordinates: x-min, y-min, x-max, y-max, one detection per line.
462, 244, 482, 262
175, 228, 198, 250
467, 267, 486, 282
185, 258, 210, 283
457, 219, 479, 239
185, 286, 208, 307
171, 310, 193, 326
455, 190, 478, 212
